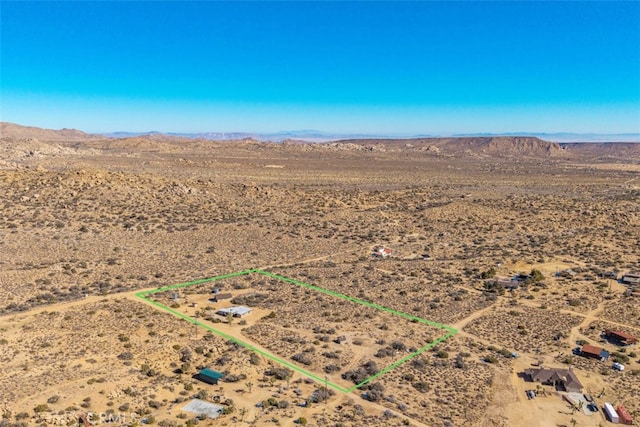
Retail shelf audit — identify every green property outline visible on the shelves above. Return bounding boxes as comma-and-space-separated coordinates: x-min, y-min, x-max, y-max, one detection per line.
135, 269, 458, 394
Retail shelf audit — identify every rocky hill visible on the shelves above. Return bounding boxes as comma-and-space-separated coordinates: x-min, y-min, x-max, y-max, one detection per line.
334, 136, 568, 158
0, 122, 103, 142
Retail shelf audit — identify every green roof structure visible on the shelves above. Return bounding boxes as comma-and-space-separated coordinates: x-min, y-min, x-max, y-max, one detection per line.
196, 368, 225, 384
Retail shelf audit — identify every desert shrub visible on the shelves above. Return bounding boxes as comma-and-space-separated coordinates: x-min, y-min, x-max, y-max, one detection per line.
435, 350, 449, 359
266, 367, 293, 380
324, 364, 340, 373
411, 381, 429, 393
292, 353, 312, 365
277, 400, 289, 409
264, 397, 279, 407
117, 352, 133, 361
180, 348, 192, 363
611, 352, 629, 364
454, 353, 468, 369
480, 268, 496, 279
363, 383, 385, 402
140, 363, 157, 377
391, 341, 406, 351
249, 353, 261, 365
224, 374, 246, 383
484, 355, 498, 364
33, 404, 49, 413
375, 347, 395, 358
411, 357, 428, 370
323, 352, 339, 359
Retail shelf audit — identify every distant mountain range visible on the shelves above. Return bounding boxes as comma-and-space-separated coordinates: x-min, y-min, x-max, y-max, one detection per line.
101, 130, 640, 143
101, 129, 386, 142
2, 122, 638, 143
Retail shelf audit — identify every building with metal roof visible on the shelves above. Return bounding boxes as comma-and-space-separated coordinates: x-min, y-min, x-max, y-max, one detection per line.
216, 306, 252, 317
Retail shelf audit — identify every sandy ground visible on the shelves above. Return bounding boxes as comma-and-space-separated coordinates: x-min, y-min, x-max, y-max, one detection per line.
1, 137, 639, 426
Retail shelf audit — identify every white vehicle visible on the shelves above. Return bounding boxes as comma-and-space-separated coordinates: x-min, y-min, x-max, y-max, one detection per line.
612, 362, 625, 371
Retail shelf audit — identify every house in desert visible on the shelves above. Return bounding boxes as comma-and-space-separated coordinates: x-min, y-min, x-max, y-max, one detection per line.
580, 344, 610, 361
194, 368, 225, 385
373, 246, 393, 258
524, 367, 583, 393
604, 330, 638, 346
621, 272, 640, 286
216, 306, 252, 317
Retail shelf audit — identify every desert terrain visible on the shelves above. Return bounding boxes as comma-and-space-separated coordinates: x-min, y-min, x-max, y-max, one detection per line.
1, 122, 639, 427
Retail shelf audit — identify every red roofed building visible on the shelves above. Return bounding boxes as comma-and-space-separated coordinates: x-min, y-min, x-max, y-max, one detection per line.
605, 329, 638, 346
580, 344, 610, 361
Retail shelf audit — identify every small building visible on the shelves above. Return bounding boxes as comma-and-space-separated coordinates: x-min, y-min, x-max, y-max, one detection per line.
580, 344, 610, 361
373, 246, 392, 258
210, 293, 233, 303
523, 368, 583, 393
604, 402, 620, 423
216, 306, 252, 317
617, 405, 633, 425
604, 330, 638, 346
194, 368, 225, 385
182, 399, 224, 419
621, 272, 640, 286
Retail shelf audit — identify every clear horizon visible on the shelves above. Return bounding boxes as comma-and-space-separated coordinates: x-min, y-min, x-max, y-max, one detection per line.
2, 2, 639, 135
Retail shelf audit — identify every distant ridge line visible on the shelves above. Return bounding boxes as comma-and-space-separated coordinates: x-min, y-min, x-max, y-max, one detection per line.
1, 122, 639, 143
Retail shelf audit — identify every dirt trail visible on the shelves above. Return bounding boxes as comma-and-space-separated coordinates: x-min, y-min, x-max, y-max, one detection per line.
257, 249, 354, 270
0, 290, 141, 323
566, 301, 606, 347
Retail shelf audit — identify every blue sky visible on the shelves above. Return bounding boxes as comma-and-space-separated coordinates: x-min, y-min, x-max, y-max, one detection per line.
1, 1, 639, 135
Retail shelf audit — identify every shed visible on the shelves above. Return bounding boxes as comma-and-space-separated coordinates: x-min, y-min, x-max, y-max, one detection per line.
581, 345, 609, 361
216, 306, 252, 317
604, 402, 619, 423
605, 329, 638, 346
621, 272, 640, 285
194, 368, 225, 385
617, 405, 633, 425
210, 293, 233, 303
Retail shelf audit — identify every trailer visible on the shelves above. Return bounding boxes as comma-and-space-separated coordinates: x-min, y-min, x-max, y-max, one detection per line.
616, 405, 633, 425
604, 402, 619, 423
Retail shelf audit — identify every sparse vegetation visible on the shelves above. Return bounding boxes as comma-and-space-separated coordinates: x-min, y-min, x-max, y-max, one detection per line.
1, 131, 639, 427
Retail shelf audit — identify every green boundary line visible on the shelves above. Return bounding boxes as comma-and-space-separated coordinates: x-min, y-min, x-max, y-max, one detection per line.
135, 269, 457, 394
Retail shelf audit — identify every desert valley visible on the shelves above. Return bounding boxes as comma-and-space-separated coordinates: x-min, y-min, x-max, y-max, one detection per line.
0, 122, 639, 427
